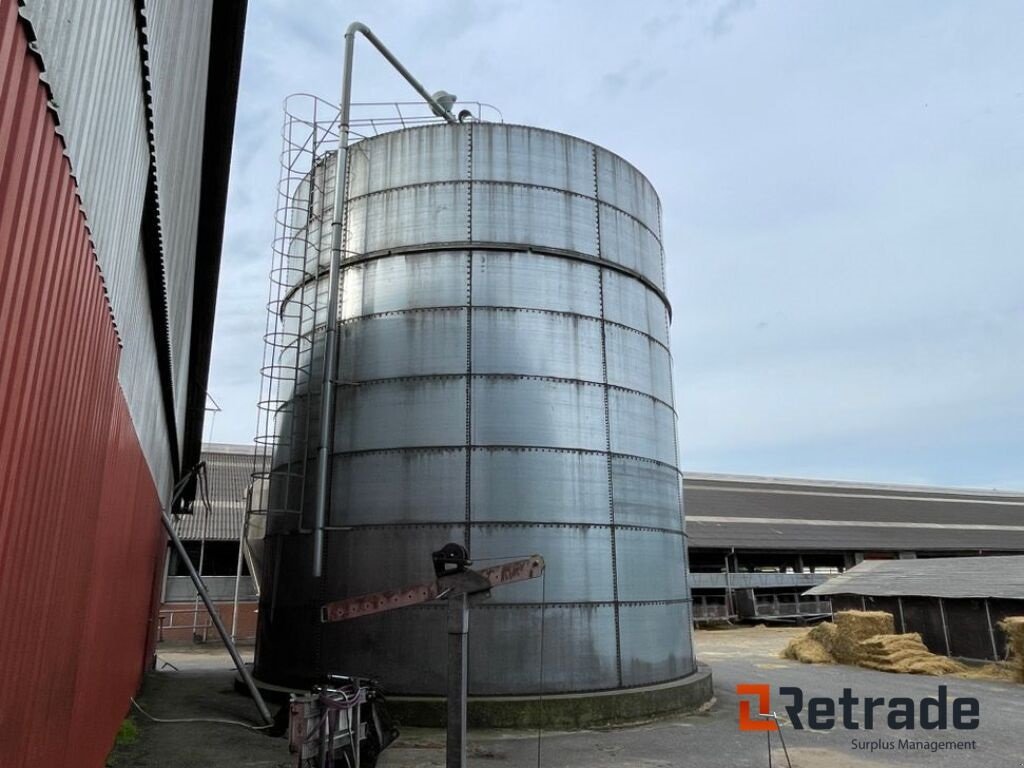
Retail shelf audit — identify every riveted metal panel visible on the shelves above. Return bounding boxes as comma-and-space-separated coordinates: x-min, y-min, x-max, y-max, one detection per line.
330, 450, 466, 526
345, 183, 469, 257
280, 277, 330, 339
611, 458, 683, 531
323, 526, 466, 598
470, 448, 610, 526
614, 529, 688, 601
348, 123, 466, 197
337, 309, 467, 381
594, 146, 661, 234
618, 603, 692, 687
471, 124, 594, 196
469, 524, 615, 604
470, 183, 598, 257
602, 268, 670, 346
608, 389, 677, 465
604, 324, 673, 403
599, 204, 664, 289
333, 378, 466, 452
259, 122, 695, 698
472, 309, 604, 382
340, 252, 468, 319
472, 250, 602, 316
471, 378, 606, 451
468, 605, 620, 694
316, 606, 449, 694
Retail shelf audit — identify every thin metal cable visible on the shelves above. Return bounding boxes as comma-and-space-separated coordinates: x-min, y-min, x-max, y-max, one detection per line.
535, 569, 547, 768
129, 697, 273, 731
773, 712, 792, 768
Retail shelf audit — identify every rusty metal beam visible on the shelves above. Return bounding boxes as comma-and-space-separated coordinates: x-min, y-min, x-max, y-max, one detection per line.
321, 555, 544, 623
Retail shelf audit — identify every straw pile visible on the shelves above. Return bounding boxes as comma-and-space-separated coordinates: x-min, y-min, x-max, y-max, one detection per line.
782, 611, 959, 674
782, 611, 893, 665
1000, 617, 1024, 683
829, 611, 894, 663
782, 621, 837, 664
782, 610, 1024, 683
857, 633, 966, 675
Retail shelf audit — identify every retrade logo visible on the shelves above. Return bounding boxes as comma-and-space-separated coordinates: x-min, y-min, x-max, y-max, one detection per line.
736, 684, 980, 732
737, 683, 778, 731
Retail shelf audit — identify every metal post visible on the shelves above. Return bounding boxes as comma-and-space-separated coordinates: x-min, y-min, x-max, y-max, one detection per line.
938, 598, 952, 656
897, 596, 906, 634
161, 509, 274, 725
723, 553, 733, 618
312, 22, 458, 578
984, 599, 999, 661
191, 503, 209, 641
446, 593, 469, 768
231, 506, 247, 642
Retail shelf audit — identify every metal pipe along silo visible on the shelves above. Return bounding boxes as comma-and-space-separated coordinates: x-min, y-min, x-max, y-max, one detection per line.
254, 119, 706, 714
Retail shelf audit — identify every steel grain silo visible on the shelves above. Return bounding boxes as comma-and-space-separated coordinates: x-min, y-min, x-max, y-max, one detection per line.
255, 120, 700, 708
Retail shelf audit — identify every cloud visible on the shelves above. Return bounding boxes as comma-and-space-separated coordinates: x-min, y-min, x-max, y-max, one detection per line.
709, 0, 755, 38
204, 0, 1024, 491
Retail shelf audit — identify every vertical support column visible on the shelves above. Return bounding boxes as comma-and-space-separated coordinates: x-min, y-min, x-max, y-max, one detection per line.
984, 599, 999, 661
938, 598, 952, 656
447, 594, 469, 768
897, 596, 906, 634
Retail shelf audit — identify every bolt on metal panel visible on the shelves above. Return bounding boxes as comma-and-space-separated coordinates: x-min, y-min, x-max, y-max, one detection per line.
471, 251, 603, 316
329, 451, 467, 526
469, 449, 611, 526
255, 118, 694, 696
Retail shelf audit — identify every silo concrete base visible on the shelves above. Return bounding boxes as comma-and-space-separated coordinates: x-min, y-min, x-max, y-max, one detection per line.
385, 664, 714, 729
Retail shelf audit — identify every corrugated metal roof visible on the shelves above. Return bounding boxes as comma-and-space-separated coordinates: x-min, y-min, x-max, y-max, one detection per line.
143, 0, 213, 440
806, 556, 1024, 599
682, 475, 1024, 552
171, 445, 252, 540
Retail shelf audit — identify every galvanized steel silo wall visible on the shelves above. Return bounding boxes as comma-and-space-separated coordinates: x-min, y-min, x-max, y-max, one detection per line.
255, 123, 695, 696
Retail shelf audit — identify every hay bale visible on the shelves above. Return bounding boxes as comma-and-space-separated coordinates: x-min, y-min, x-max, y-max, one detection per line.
807, 620, 839, 649
782, 635, 834, 664
855, 633, 967, 675
830, 611, 895, 664
999, 616, 1024, 683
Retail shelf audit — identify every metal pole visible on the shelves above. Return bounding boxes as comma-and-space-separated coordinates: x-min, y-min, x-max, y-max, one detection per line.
230, 501, 247, 642
938, 597, 952, 656
984, 598, 999, 661
446, 593, 469, 768
161, 509, 274, 725
192, 497, 209, 641
312, 21, 457, 578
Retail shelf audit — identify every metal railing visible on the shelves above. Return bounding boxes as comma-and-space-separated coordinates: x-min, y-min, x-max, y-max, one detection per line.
157, 606, 257, 643
754, 595, 832, 618
692, 595, 736, 623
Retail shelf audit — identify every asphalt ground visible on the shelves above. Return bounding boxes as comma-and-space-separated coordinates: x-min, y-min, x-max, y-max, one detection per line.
110, 627, 1024, 767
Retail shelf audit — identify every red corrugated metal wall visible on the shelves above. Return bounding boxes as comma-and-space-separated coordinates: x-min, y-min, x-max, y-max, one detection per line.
0, 2, 164, 765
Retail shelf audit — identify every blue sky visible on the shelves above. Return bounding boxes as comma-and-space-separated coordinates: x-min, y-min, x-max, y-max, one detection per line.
207, 0, 1024, 490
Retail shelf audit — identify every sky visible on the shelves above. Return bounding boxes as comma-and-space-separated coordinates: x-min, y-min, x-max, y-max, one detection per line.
207, 0, 1024, 490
